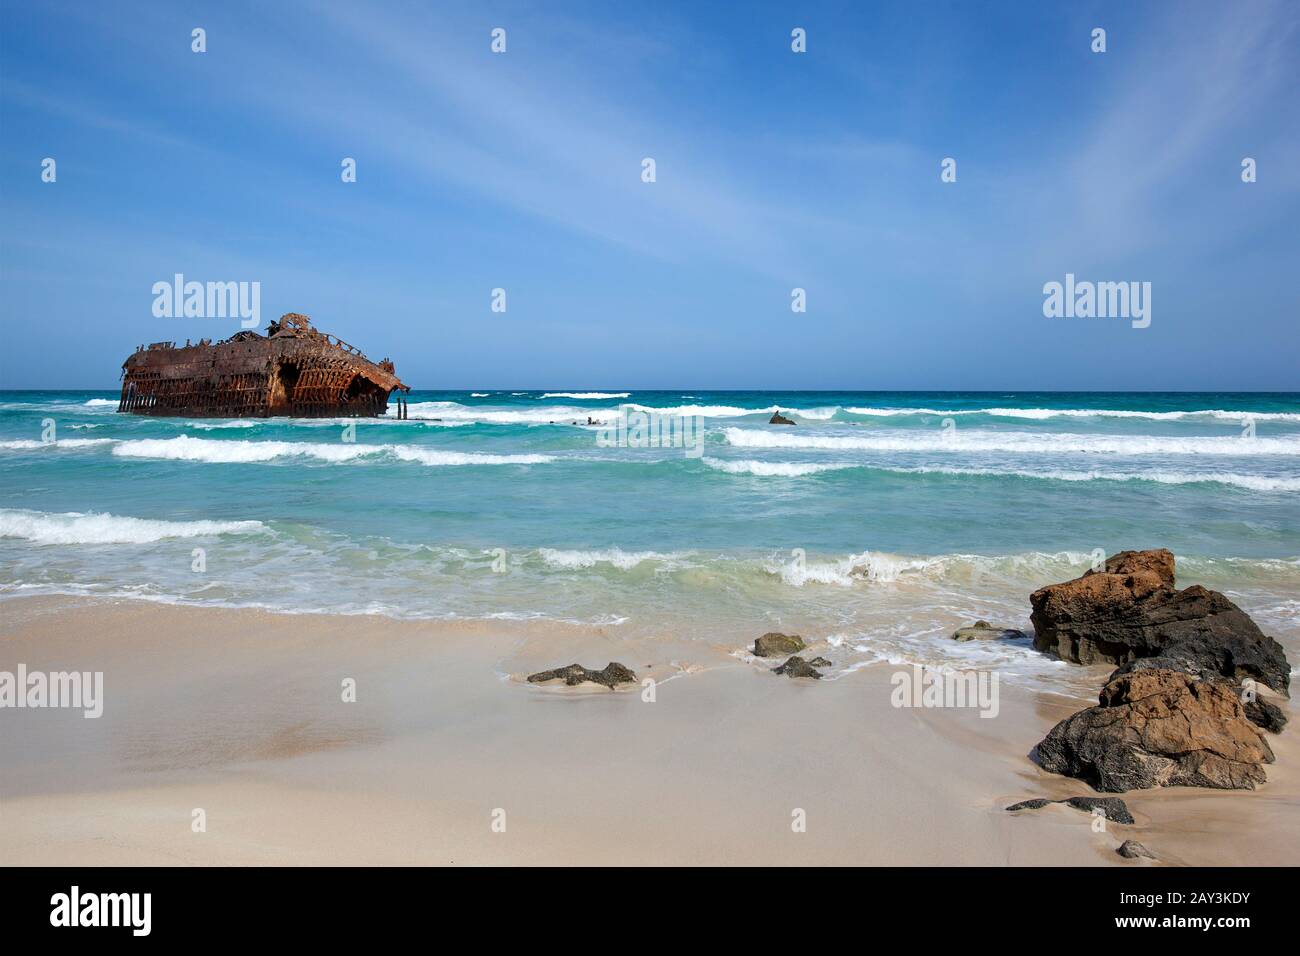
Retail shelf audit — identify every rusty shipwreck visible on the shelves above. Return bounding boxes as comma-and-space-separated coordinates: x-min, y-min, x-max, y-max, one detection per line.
119, 313, 410, 418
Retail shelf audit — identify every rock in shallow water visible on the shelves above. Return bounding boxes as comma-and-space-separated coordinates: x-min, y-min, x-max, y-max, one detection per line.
1029, 549, 1290, 696
526, 662, 637, 689
1036, 668, 1274, 792
753, 632, 806, 657
952, 621, 1026, 642
772, 655, 826, 679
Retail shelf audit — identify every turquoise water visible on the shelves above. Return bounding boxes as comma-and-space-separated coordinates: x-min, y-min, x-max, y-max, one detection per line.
3, 390, 1297, 691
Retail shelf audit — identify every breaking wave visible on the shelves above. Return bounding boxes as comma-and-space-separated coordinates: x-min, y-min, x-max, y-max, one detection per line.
702, 457, 1300, 490
0, 438, 116, 450
0, 508, 266, 545
765, 550, 948, 587
110, 436, 554, 466
538, 547, 682, 570
404, 402, 615, 425
627, 403, 839, 420
843, 406, 1300, 422
724, 427, 1300, 456
702, 457, 855, 477
540, 392, 631, 400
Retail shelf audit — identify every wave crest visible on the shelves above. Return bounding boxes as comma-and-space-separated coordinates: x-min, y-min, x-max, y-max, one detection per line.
0, 508, 266, 545
111, 436, 553, 466
724, 427, 1300, 456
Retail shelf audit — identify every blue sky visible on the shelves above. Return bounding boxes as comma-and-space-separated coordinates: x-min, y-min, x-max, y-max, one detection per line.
1, 0, 1297, 390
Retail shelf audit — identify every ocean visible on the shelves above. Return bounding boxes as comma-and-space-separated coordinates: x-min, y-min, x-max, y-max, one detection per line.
3, 390, 1297, 695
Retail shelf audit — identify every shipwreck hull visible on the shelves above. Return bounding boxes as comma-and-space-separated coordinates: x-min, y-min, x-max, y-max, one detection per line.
119, 313, 409, 418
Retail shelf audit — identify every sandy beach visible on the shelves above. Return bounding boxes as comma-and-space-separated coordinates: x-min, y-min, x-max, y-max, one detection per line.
2, 595, 1294, 866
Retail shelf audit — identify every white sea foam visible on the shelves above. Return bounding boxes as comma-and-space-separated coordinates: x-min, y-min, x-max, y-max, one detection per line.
0, 438, 116, 450
702, 457, 855, 477
186, 420, 258, 430
724, 427, 1300, 456
705, 457, 1298, 490
843, 406, 1300, 422
539, 547, 680, 570
400, 399, 834, 424
0, 508, 266, 545
540, 392, 631, 400
904, 467, 1300, 492
405, 402, 616, 425
110, 435, 554, 466
626, 403, 839, 420
82, 398, 118, 407
386, 446, 553, 466
768, 550, 945, 587
471, 392, 491, 397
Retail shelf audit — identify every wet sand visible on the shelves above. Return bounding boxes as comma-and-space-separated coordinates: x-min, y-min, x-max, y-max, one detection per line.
1, 596, 1295, 865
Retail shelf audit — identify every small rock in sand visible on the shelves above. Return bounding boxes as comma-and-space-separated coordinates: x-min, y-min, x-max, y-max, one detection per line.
1063, 795, 1135, 824
1117, 839, 1155, 859
526, 662, 637, 689
753, 632, 806, 657
1005, 798, 1052, 812
1004, 795, 1133, 824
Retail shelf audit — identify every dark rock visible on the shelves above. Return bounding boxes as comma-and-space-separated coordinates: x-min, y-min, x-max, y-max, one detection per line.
1004, 796, 1132, 823
772, 655, 825, 679
806, 656, 832, 668
768, 411, 796, 425
1005, 798, 1051, 811
1243, 696, 1288, 733
1030, 549, 1290, 696
953, 622, 1027, 642
1117, 840, 1155, 860
526, 662, 637, 689
753, 632, 806, 657
1063, 796, 1134, 824
1036, 668, 1274, 791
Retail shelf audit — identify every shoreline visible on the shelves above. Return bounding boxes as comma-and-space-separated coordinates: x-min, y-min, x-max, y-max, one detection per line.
1, 595, 1296, 866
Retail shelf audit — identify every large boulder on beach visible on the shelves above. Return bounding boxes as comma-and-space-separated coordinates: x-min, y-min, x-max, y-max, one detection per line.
753, 632, 806, 657
1243, 696, 1288, 733
1030, 549, 1290, 696
1036, 669, 1275, 792
526, 662, 637, 689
